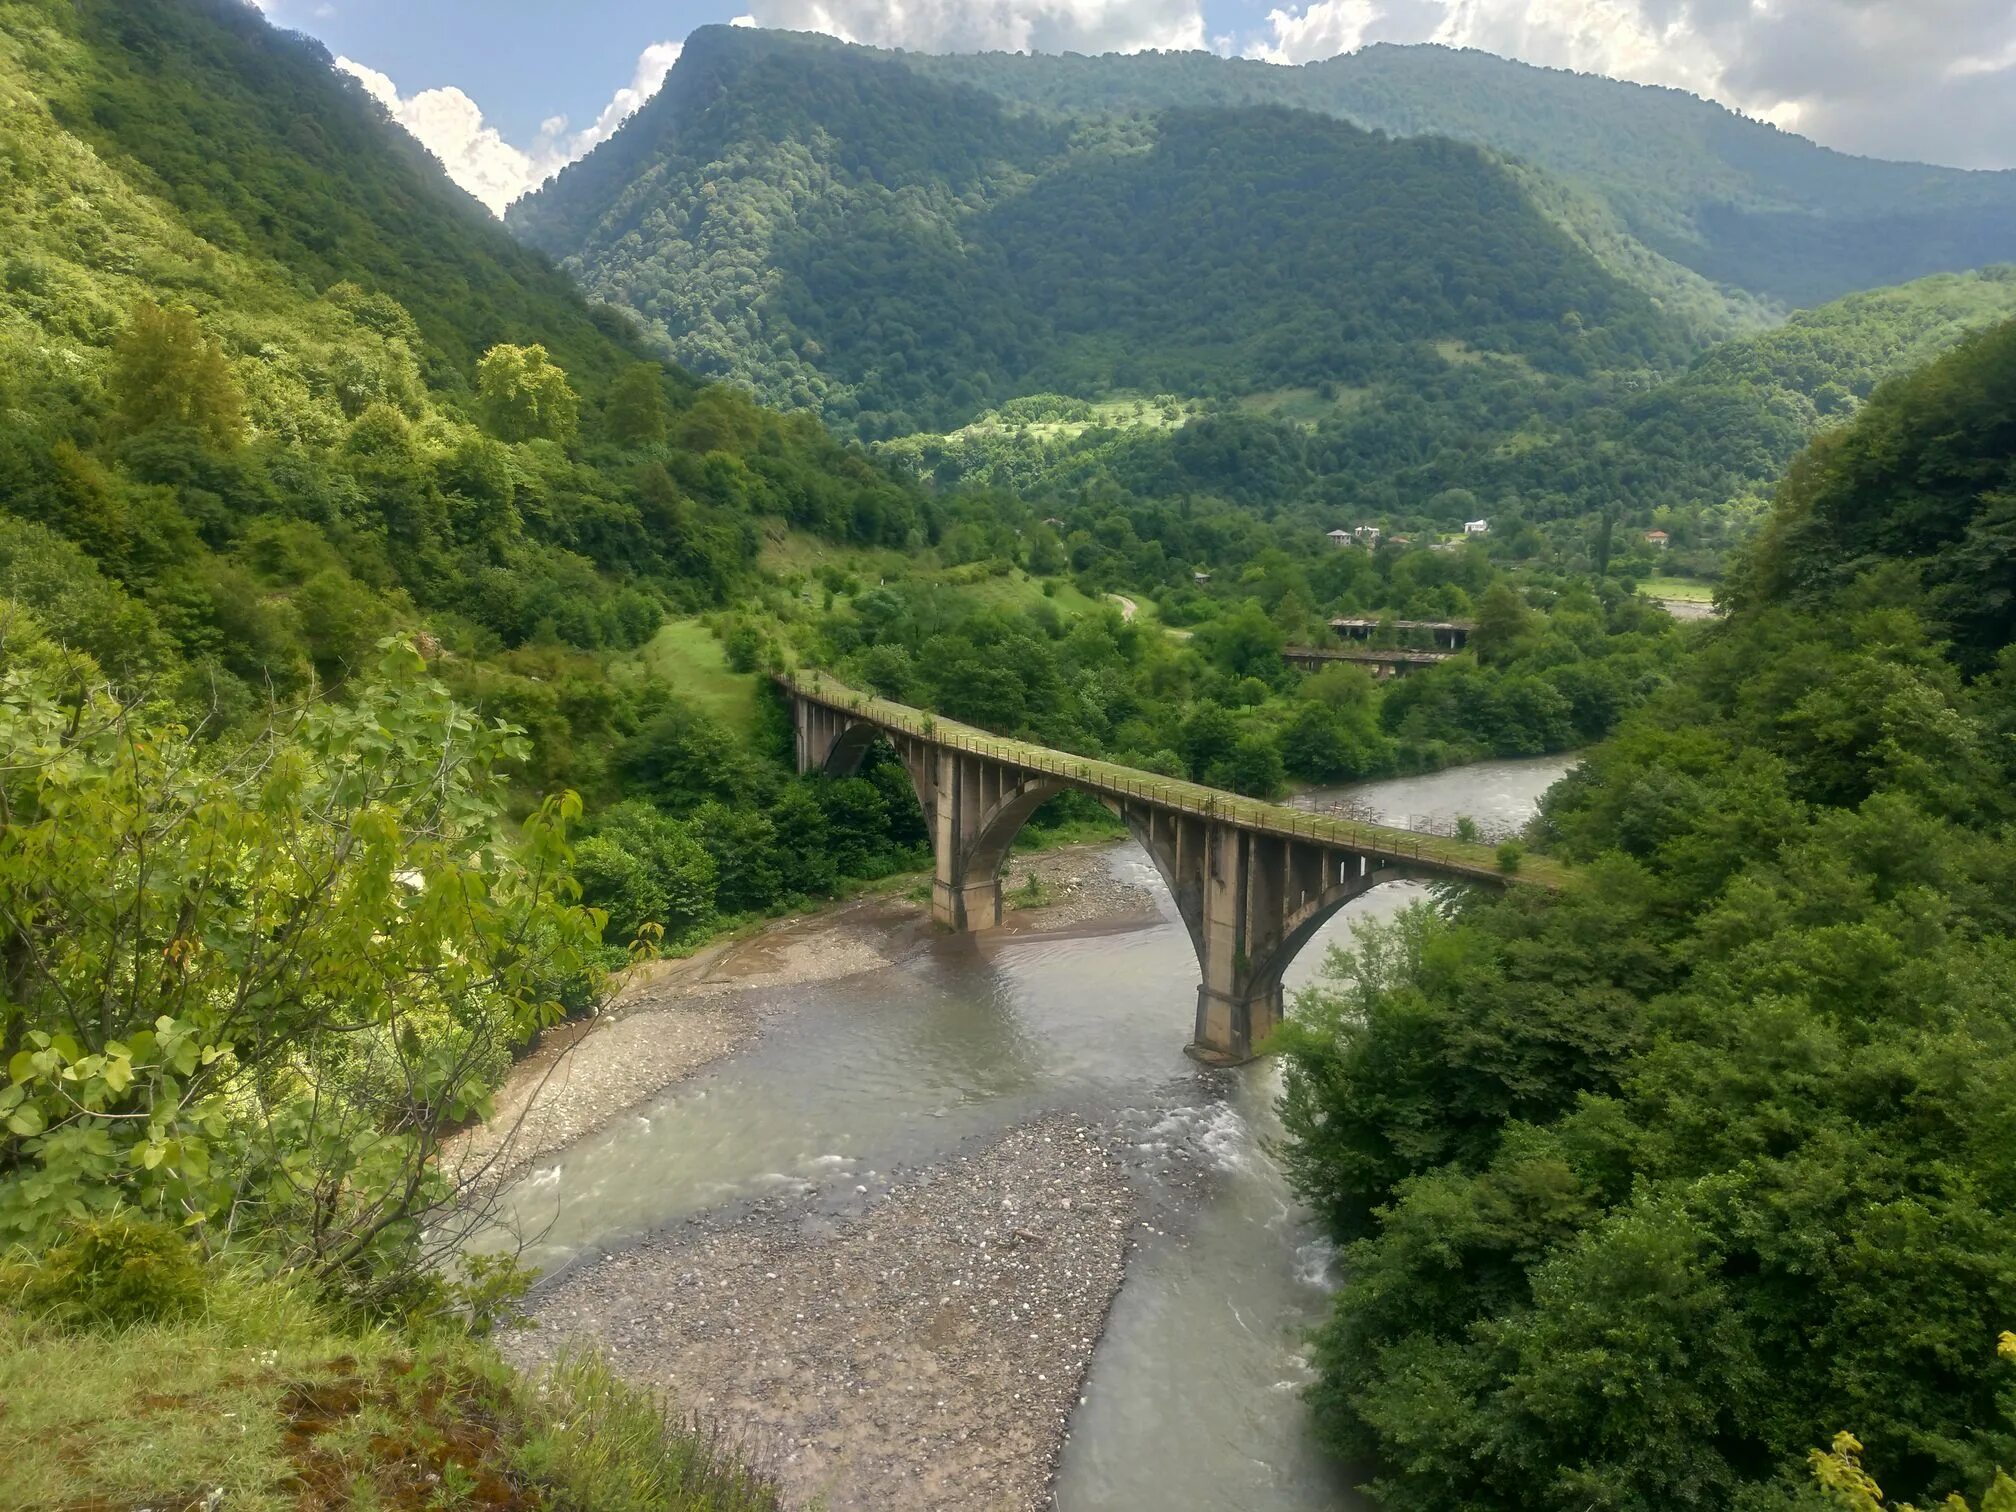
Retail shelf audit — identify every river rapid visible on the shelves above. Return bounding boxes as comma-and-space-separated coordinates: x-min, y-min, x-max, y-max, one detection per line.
486, 754, 1575, 1509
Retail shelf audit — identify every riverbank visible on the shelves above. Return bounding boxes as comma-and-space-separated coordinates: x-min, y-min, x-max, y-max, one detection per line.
504, 1115, 1136, 1511
449, 842, 1155, 1193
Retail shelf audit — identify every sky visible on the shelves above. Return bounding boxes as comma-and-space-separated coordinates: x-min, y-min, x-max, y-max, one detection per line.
248, 0, 2016, 214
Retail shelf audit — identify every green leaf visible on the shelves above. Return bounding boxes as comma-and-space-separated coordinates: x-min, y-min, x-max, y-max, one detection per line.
6, 1104, 46, 1138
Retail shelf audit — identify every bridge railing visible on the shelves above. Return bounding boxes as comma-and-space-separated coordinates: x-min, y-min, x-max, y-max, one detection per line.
785, 671, 1565, 888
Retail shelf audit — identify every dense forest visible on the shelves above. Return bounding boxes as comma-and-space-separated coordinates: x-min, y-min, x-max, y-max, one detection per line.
512, 27, 1696, 439
0, 0, 937, 788
904, 37, 2016, 310
512, 25, 2016, 573
891, 268, 2016, 566
10, 1, 2016, 1508
1275, 321, 2016, 1509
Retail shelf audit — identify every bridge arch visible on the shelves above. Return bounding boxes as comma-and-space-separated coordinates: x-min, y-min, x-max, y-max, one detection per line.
962, 776, 1072, 898
798, 705, 941, 860
821, 720, 891, 779
1240, 854, 1423, 1013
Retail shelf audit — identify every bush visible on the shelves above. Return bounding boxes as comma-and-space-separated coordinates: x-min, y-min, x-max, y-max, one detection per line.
1496, 840, 1524, 873
12, 1215, 207, 1329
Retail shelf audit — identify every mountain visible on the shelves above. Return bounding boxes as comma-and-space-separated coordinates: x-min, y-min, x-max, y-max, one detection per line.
0, 0, 928, 792
512, 27, 2016, 446
509, 26, 1712, 439
905, 40, 2016, 310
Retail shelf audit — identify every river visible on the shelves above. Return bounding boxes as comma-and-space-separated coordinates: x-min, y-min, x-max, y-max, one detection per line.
487, 753, 1576, 1509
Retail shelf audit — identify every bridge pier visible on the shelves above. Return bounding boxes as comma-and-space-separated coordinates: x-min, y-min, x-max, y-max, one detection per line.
784, 679, 1501, 1065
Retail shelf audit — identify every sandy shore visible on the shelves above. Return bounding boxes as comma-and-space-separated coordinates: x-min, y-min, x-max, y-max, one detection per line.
442, 894, 927, 1192
505, 1116, 1135, 1511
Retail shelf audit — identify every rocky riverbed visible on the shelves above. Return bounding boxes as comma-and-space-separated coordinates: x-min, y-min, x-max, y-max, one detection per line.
458, 841, 1166, 1509
997, 843, 1159, 935
505, 1116, 1135, 1511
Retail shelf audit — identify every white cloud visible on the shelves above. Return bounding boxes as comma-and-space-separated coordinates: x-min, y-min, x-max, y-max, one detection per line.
737, 0, 1207, 54
338, 58, 560, 214
1240, 0, 2016, 168
337, 40, 680, 215
572, 41, 684, 154
1246, 2, 1380, 64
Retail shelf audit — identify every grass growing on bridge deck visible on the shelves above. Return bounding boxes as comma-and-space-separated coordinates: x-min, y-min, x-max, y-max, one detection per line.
784, 673, 1572, 890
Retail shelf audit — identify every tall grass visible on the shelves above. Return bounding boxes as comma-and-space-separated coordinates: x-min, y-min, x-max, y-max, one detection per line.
517, 1349, 784, 1512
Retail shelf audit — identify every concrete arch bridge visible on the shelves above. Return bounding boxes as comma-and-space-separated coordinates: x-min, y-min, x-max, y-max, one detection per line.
783, 674, 1568, 1064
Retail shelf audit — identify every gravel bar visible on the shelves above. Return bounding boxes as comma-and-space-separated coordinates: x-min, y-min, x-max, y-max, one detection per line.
504, 1115, 1137, 1511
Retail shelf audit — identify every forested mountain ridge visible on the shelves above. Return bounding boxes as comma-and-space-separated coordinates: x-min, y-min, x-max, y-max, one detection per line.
510, 25, 1707, 439
28, 0, 639, 381
0, 0, 928, 793
906, 38, 2016, 309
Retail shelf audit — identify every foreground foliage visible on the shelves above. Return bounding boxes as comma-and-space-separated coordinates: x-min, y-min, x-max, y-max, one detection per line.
0, 1245, 781, 1512
0, 620, 600, 1298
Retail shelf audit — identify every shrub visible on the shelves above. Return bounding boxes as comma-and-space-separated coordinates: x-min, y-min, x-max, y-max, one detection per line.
1496, 839, 1525, 873
12, 1215, 207, 1329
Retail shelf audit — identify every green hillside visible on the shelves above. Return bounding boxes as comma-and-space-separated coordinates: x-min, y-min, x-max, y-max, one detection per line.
885, 268, 2016, 558
510, 26, 1702, 439
0, 0, 932, 795
509, 25, 2016, 561
1275, 300, 2016, 1512
908, 38, 2016, 309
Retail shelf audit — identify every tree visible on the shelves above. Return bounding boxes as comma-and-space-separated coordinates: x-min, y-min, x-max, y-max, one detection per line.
1220, 731, 1286, 798
617, 699, 751, 812
1194, 598, 1286, 681
605, 361, 669, 446
1471, 581, 1537, 665
1281, 700, 1350, 781
476, 343, 580, 444
575, 800, 717, 945
1178, 702, 1239, 781
108, 301, 245, 448
0, 622, 601, 1299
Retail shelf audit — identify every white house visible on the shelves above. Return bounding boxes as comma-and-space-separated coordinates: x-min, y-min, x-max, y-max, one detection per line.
1464, 519, 1490, 537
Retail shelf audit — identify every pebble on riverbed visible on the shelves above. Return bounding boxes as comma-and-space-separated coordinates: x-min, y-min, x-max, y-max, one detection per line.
503, 1115, 1137, 1512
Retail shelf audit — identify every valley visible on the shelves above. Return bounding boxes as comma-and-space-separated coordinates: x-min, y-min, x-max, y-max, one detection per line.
4, 4, 2016, 1512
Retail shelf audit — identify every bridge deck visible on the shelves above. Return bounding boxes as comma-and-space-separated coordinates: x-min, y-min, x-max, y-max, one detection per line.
781, 673, 1570, 890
